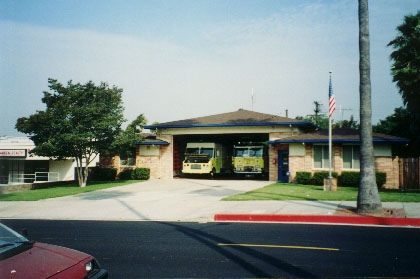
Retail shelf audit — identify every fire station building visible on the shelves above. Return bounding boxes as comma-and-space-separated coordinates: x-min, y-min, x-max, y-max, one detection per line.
99, 109, 407, 189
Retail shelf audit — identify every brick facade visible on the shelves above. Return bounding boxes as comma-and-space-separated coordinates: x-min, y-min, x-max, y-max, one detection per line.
158, 135, 173, 179
99, 140, 172, 180
288, 144, 312, 183
285, 143, 400, 188
374, 156, 399, 189
99, 128, 402, 187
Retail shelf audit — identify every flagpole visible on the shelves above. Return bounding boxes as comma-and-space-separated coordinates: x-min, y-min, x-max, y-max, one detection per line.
328, 105, 332, 191
328, 71, 333, 191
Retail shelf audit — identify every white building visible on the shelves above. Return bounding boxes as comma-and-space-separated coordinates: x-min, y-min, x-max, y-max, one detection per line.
0, 136, 98, 185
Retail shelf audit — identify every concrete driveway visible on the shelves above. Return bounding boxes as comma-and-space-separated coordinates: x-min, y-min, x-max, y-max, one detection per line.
2, 179, 419, 221
0, 179, 273, 222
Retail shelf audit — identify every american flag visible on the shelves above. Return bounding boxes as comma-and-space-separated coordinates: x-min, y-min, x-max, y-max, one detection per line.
328, 73, 336, 118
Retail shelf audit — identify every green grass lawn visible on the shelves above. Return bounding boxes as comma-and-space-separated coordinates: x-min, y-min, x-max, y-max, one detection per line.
0, 180, 142, 201
222, 183, 420, 202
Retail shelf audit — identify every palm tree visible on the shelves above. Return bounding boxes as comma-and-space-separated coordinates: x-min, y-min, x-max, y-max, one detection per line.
357, 0, 383, 214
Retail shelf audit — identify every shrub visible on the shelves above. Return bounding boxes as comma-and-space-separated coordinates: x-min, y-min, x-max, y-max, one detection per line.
117, 168, 150, 180
339, 171, 360, 187
339, 171, 387, 188
312, 171, 338, 185
376, 171, 387, 188
296, 172, 312, 185
89, 167, 117, 181
133, 168, 150, 180
118, 169, 134, 180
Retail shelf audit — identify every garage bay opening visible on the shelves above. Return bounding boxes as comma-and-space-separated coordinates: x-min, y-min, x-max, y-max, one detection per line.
174, 133, 269, 180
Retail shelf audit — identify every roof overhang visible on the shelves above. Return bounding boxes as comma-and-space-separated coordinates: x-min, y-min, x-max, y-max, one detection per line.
144, 122, 314, 129
134, 141, 169, 145
266, 139, 409, 144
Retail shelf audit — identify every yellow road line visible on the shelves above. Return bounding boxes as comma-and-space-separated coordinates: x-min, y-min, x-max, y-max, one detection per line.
218, 243, 339, 251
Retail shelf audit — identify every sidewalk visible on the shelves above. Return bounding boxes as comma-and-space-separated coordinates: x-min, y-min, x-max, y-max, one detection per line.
1, 179, 419, 227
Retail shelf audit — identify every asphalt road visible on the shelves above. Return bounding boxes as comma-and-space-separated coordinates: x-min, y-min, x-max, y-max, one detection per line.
2, 219, 420, 278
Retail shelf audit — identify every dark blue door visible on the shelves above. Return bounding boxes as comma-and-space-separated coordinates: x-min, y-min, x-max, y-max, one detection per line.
278, 150, 289, 183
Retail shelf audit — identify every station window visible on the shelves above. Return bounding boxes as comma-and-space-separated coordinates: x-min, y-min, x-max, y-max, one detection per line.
313, 145, 331, 169
343, 145, 360, 169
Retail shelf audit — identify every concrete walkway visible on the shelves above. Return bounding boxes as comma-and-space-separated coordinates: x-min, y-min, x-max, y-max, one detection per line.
1, 179, 419, 222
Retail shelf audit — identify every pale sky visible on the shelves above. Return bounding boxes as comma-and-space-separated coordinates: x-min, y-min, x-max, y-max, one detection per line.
1, 0, 418, 135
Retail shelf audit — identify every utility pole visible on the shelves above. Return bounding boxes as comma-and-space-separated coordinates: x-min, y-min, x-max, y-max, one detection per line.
314, 101, 321, 125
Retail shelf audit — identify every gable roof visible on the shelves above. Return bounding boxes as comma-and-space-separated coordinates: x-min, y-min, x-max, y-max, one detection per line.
144, 109, 313, 129
267, 128, 408, 144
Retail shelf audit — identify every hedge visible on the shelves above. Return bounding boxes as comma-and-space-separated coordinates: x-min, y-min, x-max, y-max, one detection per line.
312, 171, 338, 185
339, 171, 387, 188
375, 171, 387, 188
118, 169, 133, 180
296, 172, 312, 185
339, 171, 360, 187
118, 168, 150, 180
134, 168, 150, 180
89, 167, 117, 181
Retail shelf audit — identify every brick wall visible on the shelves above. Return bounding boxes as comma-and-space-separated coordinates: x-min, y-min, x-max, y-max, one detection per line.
289, 156, 305, 182
333, 144, 342, 173
98, 144, 169, 180
287, 143, 401, 188
312, 145, 399, 188
375, 156, 399, 189
289, 143, 341, 183
136, 156, 161, 179
268, 144, 277, 181
304, 144, 313, 172
158, 135, 173, 179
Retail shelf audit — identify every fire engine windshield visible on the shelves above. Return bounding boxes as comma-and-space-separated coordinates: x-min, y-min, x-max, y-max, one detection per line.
235, 147, 263, 157
250, 148, 263, 157
234, 148, 248, 157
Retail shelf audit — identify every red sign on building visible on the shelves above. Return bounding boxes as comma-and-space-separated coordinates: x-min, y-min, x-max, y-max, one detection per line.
0, 149, 27, 158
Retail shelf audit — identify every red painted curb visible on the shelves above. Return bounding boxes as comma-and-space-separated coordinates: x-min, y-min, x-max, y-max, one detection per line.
214, 214, 420, 227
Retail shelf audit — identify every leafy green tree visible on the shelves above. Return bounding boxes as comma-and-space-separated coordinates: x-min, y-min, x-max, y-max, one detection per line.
388, 11, 420, 118
373, 107, 419, 157
333, 115, 360, 129
388, 10, 420, 146
373, 107, 409, 135
297, 114, 360, 130
16, 79, 125, 187
111, 114, 147, 157
357, 0, 382, 215
296, 115, 329, 129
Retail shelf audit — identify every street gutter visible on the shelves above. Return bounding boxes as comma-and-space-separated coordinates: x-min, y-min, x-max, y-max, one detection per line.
214, 214, 420, 227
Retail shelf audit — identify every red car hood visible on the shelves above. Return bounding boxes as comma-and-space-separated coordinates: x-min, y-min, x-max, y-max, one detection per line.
0, 242, 90, 279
